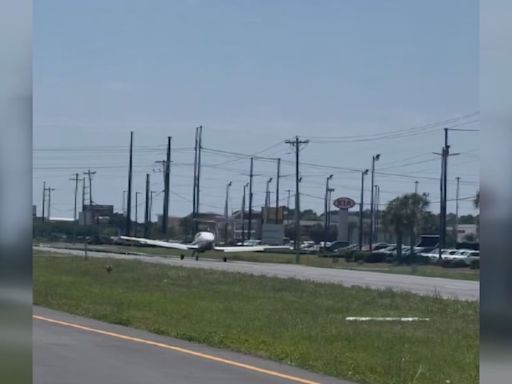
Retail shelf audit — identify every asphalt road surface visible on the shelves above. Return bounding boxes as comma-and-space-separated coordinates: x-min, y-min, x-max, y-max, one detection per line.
34, 246, 479, 301
34, 307, 350, 384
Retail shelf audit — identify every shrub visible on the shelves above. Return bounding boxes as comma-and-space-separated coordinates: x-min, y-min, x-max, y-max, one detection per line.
363, 252, 386, 263
344, 251, 354, 262
442, 260, 467, 268
469, 259, 480, 269
352, 251, 372, 263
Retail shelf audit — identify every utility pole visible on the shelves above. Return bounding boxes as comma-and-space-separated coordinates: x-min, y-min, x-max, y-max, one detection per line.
414, 180, 419, 194
455, 176, 460, 244
369, 154, 380, 251
47, 187, 55, 221
196, 126, 202, 233
241, 183, 248, 244
70, 173, 80, 221
41, 181, 46, 222
275, 158, 281, 224
192, 127, 198, 228
126, 131, 134, 236
135, 192, 141, 237
122, 190, 127, 216
285, 136, 309, 263
83, 169, 96, 205
442, 128, 450, 252
435, 128, 459, 259
149, 191, 156, 225
192, 126, 203, 233
224, 181, 232, 244
324, 174, 333, 247
81, 177, 86, 213
161, 136, 171, 235
248, 157, 254, 240
144, 174, 150, 238
359, 169, 369, 250
286, 189, 291, 225
265, 177, 273, 223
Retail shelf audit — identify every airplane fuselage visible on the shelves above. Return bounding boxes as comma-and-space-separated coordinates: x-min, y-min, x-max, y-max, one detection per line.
191, 231, 215, 252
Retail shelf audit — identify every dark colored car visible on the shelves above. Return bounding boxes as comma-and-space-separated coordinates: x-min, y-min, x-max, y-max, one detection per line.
326, 240, 350, 252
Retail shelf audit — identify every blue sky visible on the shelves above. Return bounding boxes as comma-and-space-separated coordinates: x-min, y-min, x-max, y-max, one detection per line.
33, 0, 479, 219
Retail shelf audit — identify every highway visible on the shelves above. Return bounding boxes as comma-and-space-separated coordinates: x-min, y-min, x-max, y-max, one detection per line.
34, 246, 479, 301
34, 307, 350, 384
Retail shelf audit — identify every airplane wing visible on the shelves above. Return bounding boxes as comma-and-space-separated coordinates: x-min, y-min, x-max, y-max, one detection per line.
119, 236, 197, 251
213, 245, 291, 253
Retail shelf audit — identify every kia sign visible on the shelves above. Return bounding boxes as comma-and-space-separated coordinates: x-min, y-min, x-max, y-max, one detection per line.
333, 197, 356, 209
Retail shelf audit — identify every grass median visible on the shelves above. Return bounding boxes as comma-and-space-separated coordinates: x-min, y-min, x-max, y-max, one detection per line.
34, 252, 479, 384
38, 242, 480, 281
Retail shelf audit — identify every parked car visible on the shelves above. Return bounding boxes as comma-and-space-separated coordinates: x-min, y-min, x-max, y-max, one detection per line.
444, 249, 480, 265
374, 245, 397, 256
326, 240, 350, 252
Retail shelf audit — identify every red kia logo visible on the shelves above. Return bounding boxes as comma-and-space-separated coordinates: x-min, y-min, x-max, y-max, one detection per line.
333, 197, 356, 209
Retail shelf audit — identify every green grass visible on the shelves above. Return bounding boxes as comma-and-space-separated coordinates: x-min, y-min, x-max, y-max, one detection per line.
34, 253, 479, 384
46, 243, 479, 281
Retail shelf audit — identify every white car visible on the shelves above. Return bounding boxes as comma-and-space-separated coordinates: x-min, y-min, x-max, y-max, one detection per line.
444, 249, 480, 265
419, 248, 450, 262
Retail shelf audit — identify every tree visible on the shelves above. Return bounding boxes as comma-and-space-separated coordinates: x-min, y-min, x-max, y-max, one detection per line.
474, 190, 480, 209
459, 214, 476, 224
179, 216, 194, 239
382, 193, 430, 262
301, 209, 319, 220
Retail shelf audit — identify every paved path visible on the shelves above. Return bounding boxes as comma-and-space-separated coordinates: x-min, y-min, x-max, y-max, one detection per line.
34, 307, 350, 384
34, 246, 479, 301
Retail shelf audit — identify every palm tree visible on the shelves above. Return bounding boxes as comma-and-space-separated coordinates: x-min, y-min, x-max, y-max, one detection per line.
382, 193, 430, 262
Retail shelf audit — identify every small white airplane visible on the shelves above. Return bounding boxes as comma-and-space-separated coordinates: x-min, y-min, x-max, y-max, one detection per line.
120, 231, 289, 260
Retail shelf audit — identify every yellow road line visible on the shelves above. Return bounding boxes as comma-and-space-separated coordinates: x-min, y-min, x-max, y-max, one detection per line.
34, 315, 320, 384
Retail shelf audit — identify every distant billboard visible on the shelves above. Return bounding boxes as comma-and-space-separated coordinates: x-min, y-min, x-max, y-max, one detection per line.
333, 197, 356, 210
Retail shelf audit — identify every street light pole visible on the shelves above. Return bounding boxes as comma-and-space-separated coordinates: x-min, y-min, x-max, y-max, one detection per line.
374, 184, 381, 242
324, 174, 333, 247
369, 154, 380, 251
359, 169, 369, 250
265, 177, 273, 223
241, 182, 248, 244
224, 181, 232, 244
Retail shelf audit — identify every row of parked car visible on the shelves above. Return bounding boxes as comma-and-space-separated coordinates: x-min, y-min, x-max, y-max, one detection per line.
359, 244, 480, 266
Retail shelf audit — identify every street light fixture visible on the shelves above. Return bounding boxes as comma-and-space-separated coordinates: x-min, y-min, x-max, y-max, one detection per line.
369, 154, 380, 251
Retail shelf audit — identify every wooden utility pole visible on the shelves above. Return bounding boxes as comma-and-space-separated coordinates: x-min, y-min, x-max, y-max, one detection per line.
162, 136, 171, 234
285, 136, 309, 263
455, 176, 460, 243
41, 181, 46, 222
145, 174, 150, 238
70, 173, 80, 220
247, 157, 254, 240
275, 158, 281, 224
192, 126, 202, 233
126, 131, 134, 236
